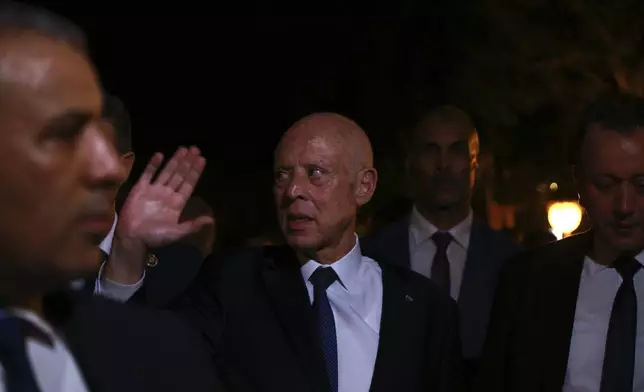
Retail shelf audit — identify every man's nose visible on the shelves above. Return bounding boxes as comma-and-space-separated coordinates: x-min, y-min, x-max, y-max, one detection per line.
614, 182, 636, 217
82, 123, 126, 187
285, 174, 306, 200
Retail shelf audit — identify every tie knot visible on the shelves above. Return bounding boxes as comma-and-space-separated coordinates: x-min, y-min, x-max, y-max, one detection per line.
612, 256, 642, 280
432, 232, 453, 250
309, 267, 339, 291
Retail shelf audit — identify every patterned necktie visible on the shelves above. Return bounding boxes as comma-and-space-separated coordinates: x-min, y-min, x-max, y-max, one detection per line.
431, 232, 453, 294
309, 266, 339, 392
600, 256, 642, 392
0, 315, 51, 392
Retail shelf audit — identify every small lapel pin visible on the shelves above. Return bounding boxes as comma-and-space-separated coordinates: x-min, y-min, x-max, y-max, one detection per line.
146, 254, 159, 268
405, 294, 414, 303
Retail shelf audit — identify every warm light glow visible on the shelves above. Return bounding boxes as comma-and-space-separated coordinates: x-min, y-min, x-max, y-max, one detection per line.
549, 182, 558, 191
548, 201, 583, 237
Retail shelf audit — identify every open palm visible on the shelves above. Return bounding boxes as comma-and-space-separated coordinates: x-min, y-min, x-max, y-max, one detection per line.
118, 146, 213, 248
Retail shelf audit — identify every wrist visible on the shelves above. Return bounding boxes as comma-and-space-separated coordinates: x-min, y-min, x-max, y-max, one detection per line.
102, 235, 148, 285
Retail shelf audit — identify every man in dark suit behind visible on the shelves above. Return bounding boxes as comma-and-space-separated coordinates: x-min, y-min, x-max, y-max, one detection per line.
102, 112, 463, 391
362, 106, 519, 385
479, 93, 644, 392
0, 3, 217, 391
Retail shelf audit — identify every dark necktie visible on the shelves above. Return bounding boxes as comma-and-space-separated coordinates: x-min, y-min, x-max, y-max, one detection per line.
600, 256, 642, 392
431, 232, 453, 293
309, 266, 339, 392
0, 315, 50, 392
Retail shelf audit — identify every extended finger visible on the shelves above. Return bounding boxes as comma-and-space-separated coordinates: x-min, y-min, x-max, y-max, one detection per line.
167, 146, 201, 191
138, 152, 164, 184
155, 147, 188, 185
177, 156, 206, 198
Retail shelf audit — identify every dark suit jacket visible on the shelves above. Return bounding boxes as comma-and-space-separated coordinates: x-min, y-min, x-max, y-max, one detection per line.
44, 291, 219, 392
477, 232, 592, 392
361, 216, 519, 361
173, 245, 463, 392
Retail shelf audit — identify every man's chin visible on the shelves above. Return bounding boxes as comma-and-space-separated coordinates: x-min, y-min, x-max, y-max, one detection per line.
612, 239, 644, 255
285, 234, 320, 252
434, 198, 460, 210
56, 248, 102, 276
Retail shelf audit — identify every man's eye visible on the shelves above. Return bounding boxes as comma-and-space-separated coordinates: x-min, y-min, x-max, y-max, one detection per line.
43, 113, 92, 142
275, 171, 289, 183
53, 125, 83, 141
309, 168, 323, 178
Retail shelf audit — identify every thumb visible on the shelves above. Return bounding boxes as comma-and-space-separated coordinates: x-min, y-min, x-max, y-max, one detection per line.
177, 216, 214, 236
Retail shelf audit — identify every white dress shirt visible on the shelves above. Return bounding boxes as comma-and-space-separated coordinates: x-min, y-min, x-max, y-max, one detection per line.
408, 206, 473, 300
300, 237, 382, 392
0, 309, 89, 392
92, 214, 145, 302
564, 251, 644, 392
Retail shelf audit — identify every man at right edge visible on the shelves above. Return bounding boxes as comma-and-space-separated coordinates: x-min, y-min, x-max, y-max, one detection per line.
479, 93, 644, 392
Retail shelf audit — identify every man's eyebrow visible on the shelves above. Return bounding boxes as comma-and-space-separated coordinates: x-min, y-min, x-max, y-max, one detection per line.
41, 110, 93, 132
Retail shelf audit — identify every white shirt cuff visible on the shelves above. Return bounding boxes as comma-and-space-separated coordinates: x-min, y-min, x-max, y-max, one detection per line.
94, 261, 145, 303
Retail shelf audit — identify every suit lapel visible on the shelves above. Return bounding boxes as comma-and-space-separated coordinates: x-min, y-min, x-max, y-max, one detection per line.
261, 246, 330, 392
458, 219, 492, 306
370, 263, 416, 392
457, 220, 504, 358
540, 233, 590, 390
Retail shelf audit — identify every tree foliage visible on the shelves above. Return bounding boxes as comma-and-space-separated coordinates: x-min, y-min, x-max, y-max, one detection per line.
449, 0, 644, 161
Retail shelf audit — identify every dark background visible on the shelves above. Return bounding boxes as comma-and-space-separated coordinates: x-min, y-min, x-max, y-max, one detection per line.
24, 1, 644, 244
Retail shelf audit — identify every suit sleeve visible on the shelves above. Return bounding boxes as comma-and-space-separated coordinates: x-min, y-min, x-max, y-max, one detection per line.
131, 243, 204, 308
94, 243, 204, 308
475, 256, 523, 392
94, 261, 145, 302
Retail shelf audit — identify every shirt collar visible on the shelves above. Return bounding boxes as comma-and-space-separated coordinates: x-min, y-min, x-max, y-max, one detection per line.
583, 250, 644, 276
99, 213, 118, 255
409, 205, 473, 249
301, 234, 363, 294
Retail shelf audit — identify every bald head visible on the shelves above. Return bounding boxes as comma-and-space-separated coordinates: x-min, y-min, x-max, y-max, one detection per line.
277, 112, 373, 177
273, 113, 378, 263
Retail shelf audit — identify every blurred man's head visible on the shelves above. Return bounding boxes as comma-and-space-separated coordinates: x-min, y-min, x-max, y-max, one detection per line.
406, 106, 479, 214
273, 113, 377, 263
102, 94, 134, 206
572, 93, 644, 260
0, 3, 125, 298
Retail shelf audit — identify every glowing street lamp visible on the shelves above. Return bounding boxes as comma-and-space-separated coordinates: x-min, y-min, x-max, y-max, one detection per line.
548, 201, 583, 240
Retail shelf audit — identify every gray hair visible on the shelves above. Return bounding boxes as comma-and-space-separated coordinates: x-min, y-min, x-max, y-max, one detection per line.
0, 2, 86, 52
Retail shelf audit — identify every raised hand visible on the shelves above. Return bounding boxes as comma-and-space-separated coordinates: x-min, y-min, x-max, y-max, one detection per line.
117, 146, 214, 248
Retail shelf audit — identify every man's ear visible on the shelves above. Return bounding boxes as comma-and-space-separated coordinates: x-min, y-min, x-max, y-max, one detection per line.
121, 152, 135, 180
355, 168, 378, 207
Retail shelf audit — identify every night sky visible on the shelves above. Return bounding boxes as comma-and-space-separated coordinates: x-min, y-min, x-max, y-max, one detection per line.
24, 1, 465, 243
